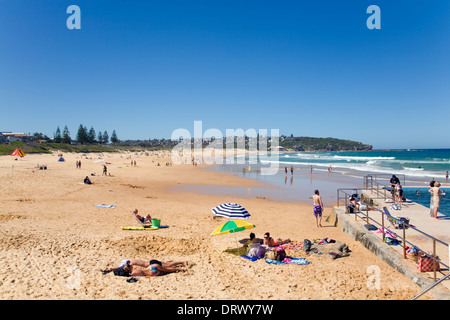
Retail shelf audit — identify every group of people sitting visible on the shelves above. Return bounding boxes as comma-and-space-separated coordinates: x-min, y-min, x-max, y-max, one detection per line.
243, 232, 291, 258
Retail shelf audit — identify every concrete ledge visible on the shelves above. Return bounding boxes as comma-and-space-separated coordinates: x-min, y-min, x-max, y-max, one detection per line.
333, 206, 450, 300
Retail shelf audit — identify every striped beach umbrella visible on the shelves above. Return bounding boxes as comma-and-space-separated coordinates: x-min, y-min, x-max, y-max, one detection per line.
211, 203, 251, 219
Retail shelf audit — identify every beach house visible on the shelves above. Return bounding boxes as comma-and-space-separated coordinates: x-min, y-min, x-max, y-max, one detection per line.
0, 132, 31, 144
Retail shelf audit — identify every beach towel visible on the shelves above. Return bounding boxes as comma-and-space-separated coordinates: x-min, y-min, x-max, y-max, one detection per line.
93, 204, 116, 208
241, 255, 264, 262
364, 224, 377, 231
120, 225, 169, 230
315, 238, 336, 245
376, 227, 397, 239
282, 242, 303, 251
265, 258, 310, 265
384, 237, 401, 246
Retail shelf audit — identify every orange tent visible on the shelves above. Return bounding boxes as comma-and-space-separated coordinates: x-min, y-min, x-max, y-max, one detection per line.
11, 148, 26, 157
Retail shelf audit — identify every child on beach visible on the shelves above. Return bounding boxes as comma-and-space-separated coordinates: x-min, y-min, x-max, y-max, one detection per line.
396, 184, 404, 208
313, 190, 324, 227
132, 209, 152, 224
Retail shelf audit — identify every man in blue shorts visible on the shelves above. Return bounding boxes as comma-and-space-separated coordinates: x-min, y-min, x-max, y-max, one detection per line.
312, 189, 324, 227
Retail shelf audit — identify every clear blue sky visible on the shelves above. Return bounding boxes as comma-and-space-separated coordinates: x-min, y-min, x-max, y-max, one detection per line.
1, 1, 449, 149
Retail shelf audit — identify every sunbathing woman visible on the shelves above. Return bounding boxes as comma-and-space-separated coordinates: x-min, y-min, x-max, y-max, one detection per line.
263, 232, 291, 247
131, 263, 186, 277
123, 258, 188, 269
103, 259, 189, 277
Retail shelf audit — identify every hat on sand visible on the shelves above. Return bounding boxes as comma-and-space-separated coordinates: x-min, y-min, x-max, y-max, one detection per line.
119, 259, 130, 267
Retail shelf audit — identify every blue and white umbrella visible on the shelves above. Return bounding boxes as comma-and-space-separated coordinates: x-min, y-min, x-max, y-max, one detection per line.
211, 203, 251, 219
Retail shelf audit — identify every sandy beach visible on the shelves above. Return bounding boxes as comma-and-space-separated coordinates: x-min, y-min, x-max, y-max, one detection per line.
0, 151, 433, 300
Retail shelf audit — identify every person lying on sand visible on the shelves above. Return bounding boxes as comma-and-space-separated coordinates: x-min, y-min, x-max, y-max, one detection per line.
102, 259, 189, 277
263, 232, 291, 247
132, 209, 152, 224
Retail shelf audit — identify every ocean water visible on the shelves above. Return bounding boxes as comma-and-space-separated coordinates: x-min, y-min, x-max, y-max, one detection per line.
403, 188, 450, 218
260, 149, 450, 183
202, 149, 450, 217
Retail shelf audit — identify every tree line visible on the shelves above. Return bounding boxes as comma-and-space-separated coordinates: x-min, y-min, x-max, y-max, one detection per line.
53, 125, 119, 145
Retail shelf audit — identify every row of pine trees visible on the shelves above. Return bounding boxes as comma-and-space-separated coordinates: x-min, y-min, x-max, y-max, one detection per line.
53, 125, 119, 145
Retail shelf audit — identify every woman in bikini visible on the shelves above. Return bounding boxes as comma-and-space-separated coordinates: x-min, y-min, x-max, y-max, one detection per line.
263, 232, 290, 247
103, 259, 189, 277
131, 263, 185, 277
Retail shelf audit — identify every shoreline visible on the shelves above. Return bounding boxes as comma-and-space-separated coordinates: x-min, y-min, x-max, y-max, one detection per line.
0, 152, 434, 299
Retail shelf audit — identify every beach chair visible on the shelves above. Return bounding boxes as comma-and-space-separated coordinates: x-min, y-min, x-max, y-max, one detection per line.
382, 207, 409, 229
383, 207, 396, 225
132, 212, 152, 227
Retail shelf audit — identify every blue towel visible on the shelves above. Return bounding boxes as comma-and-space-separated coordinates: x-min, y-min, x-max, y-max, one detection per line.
241, 255, 264, 262
364, 224, 377, 231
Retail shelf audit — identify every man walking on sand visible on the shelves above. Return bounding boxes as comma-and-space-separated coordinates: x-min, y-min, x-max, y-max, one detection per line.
313, 189, 324, 227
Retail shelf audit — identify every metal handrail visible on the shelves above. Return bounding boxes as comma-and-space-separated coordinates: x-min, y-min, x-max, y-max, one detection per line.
337, 188, 449, 300
412, 272, 450, 300
364, 174, 406, 186
338, 189, 449, 249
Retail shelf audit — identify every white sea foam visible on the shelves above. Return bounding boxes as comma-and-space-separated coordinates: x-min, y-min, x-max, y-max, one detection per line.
260, 159, 444, 180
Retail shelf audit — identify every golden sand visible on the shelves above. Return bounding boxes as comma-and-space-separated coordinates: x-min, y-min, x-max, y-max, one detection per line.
0, 151, 432, 299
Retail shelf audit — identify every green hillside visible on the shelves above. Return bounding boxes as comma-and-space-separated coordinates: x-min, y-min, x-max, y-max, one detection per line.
279, 136, 372, 151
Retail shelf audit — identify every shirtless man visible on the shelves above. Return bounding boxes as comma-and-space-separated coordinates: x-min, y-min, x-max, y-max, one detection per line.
313, 189, 324, 227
